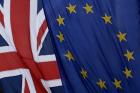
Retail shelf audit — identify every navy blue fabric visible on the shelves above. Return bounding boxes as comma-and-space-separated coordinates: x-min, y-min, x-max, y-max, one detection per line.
43, 0, 140, 93
39, 32, 55, 55
0, 35, 9, 46
0, 75, 22, 93
0, 0, 3, 6
50, 86, 64, 93
37, 0, 56, 56
37, 0, 43, 13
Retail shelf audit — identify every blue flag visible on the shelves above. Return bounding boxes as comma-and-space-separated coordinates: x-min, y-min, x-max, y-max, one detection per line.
43, 0, 140, 93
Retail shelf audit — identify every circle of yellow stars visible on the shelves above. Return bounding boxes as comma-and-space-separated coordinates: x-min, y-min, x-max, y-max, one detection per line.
55, 2, 135, 90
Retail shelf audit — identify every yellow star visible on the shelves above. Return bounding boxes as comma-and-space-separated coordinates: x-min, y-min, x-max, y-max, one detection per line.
65, 50, 74, 61
97, 79, 107, 89
66, 4, 76, 14
124, 50, 134, 61
102, 14, 112, 24
113, 79, 122, 89
80, 69, 88, 79
123, 67, 133, 78
56, 15, 65, 26
57, 31, 64, 42
83, 3, 93, 14
117, 32, 127, 42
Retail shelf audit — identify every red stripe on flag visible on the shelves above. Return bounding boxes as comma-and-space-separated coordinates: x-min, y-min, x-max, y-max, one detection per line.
10, 0, 33, 59
10, 0, 43, 79
10, 1, 47, 93
0, 11, 4, 27
0, 52, 26, 71
37, 20, 47, 49
32, 75, 47, 93
38, 61, 60, 80
22, 58, 42, 79
24, 80, 30, 93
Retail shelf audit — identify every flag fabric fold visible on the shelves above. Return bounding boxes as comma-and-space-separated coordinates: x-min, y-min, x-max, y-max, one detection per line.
43, 0, 140, 93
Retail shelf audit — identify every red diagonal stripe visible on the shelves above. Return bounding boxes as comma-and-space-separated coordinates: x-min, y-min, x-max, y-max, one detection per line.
0, 11, 4, 27
24, 80, 30, 93
37, 20, 47, 49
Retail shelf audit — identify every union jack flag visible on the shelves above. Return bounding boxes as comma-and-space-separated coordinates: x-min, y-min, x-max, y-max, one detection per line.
0, 0, 63, 93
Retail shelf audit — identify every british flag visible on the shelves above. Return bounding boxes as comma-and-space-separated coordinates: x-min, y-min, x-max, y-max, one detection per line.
0, 0, 63, 93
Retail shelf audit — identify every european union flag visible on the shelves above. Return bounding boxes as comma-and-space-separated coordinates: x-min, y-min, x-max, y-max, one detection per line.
43, 0, 140, 93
